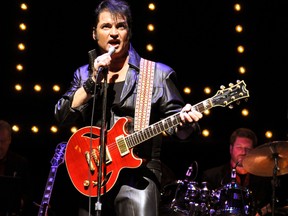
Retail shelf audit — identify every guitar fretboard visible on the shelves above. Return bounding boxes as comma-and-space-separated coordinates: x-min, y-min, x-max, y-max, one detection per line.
125, 99, 212, 148
38, 166, 58, 216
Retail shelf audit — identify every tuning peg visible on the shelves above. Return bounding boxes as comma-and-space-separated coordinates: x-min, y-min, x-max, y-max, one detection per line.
228, 83, 234, 87
220, 85, 225, 90
228, 105, 234, 109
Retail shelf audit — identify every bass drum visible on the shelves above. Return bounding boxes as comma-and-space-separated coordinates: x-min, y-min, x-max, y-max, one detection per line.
210, 183, 254, 216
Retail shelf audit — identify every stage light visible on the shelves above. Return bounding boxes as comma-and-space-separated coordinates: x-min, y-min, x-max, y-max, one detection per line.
235, 25, 243, 33
147, 24, 154, 32
16, 64, 24, 71
148, 3, 156, 11
204, 87, 211, 95
238, 66, 246, 74
31, 126, 39, 133
265, 131, 273, 139
19, 23, 27, 31
237, 45, 245, 54
14, 84, 22, 91
146, 44, 153, 52
183, 87, 191, 94
241, 108, 249, 117
50, 126, 58, 133
18, 43, 26, 51
20, 3, 28, 11
12, 125, 20, 132
202, 129, 210, 137
34, 84, 42, 92
53, 85, 61, 92
234, 3, 241, 12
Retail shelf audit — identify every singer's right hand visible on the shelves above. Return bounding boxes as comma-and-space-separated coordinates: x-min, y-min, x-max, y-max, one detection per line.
93, 54, 112, 77
93, 46, 116, 78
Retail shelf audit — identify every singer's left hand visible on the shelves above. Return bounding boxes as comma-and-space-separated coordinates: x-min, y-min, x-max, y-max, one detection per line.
179, 103, 203, 126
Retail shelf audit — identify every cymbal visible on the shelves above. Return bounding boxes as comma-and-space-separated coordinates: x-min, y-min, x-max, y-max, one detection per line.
275, 205, 288, 215
242, 141, 288, 177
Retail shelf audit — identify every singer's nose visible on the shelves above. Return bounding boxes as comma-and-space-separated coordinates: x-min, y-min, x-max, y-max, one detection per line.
110, 26, 119, 36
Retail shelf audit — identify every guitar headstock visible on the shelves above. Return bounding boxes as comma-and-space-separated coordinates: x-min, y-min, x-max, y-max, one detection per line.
50, 142, 67, 166
211, 80, 249, 108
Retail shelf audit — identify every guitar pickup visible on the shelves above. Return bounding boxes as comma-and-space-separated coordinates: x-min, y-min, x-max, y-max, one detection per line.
115, 135, 129, 156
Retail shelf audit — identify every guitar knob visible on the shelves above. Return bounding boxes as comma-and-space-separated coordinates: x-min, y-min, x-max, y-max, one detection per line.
84, 180, 90, 187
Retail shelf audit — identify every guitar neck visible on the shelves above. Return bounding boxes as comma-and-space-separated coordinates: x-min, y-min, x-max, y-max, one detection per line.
125, 98, 212, 148
38, 166, 58, 216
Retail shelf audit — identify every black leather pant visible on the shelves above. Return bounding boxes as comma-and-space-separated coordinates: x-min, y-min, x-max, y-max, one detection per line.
78, 168, 161, 216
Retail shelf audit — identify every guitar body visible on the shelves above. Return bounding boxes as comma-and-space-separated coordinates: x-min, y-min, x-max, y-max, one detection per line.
65, 117, 142, 197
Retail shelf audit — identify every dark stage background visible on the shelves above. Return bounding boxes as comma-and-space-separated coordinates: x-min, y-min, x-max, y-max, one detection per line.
1, 0, 288, 215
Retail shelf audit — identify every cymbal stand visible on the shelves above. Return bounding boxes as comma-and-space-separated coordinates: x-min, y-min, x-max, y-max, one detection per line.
271, 151, 280, 216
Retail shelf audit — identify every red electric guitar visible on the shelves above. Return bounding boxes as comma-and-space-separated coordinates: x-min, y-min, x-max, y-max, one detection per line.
65, 80, 249, 197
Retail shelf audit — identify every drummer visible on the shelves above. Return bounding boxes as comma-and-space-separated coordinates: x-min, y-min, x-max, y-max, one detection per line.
201, 128, 272, 216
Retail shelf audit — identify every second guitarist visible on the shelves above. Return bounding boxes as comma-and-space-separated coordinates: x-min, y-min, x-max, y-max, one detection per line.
54, 0, 202, 215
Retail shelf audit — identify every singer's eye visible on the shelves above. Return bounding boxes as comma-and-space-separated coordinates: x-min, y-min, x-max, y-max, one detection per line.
116, 22, 128, 30
102, 25, 111, 29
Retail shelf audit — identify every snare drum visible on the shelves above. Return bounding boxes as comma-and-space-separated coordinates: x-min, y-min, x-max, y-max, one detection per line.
211, 183, 253, 216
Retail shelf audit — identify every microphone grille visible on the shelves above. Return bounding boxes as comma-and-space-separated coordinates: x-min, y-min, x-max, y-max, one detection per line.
108, 46, 116, 55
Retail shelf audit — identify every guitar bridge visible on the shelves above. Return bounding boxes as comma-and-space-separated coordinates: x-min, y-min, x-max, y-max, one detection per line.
85, 151, 96, 172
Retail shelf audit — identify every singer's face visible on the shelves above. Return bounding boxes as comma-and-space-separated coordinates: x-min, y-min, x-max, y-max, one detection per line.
94, 10, 130, 55
230, 137, 253, 168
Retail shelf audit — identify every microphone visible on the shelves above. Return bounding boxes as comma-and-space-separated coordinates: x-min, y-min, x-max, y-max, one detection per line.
231, 161, 240, 184
107, 45, 116, 56
185, 164, 193, 179
98, 46, 116, 73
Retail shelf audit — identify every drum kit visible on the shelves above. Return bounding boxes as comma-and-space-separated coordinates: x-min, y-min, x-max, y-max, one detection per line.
166, 141, 288, 216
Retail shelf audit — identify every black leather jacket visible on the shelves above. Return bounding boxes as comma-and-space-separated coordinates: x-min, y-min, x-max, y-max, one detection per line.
54, 44, 192, 168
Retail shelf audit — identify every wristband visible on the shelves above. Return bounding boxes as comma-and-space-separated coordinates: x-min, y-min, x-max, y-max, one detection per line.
83, 77, 96, 95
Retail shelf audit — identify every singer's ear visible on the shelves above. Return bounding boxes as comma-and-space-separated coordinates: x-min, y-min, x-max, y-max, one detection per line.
92, 27, 97, 41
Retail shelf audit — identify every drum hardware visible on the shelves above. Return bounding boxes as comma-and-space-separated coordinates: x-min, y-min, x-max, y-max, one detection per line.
170, 162, 214, 216
242, 140, 288, 216
170, 180, 212, 216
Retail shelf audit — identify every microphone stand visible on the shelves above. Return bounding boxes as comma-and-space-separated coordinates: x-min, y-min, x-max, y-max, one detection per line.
95, 67, 108, 216
87, 47, 114, 216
